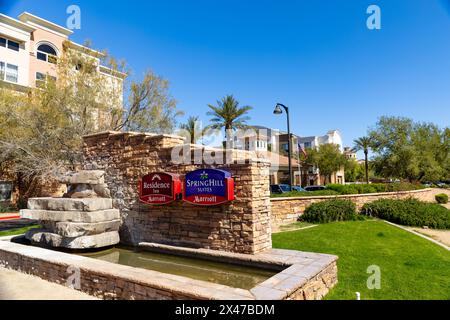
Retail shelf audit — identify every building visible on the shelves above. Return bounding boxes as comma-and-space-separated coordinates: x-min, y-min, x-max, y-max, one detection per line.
236, 126, 346, 186
0, 12, 126, 96
343, 147, 357, 160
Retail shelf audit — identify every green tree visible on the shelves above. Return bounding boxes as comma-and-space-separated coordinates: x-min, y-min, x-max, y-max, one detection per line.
206, 95, 252, 147
179, 116, 201, 144
353, 136, 372, 184
344, 158, 364, 182
369, 116, 449, 182
307, 144, 346, 184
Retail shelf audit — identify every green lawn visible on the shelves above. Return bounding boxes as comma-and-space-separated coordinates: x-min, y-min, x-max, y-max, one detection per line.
272, 220, 450, 300
0, 225, 40, 237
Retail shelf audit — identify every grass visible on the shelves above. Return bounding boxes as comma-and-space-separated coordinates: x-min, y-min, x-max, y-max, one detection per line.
0, 225, 40, 237
272, 220, 450, 300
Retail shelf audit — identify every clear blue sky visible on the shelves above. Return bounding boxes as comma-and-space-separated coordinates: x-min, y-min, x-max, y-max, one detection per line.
2, 0, 450, 155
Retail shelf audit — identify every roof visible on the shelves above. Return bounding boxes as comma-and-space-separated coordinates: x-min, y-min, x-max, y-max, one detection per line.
18, 12, 73, 37
0, 13, 36, 33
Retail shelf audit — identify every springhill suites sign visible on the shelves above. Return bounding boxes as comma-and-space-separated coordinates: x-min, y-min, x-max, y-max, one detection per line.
184, 169, 234, 205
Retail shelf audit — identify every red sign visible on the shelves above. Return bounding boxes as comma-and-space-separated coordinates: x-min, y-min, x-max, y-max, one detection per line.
139, 172, 181, 205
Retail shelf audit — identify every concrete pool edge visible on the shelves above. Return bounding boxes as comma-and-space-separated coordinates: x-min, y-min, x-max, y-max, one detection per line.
0, 239, 338, 300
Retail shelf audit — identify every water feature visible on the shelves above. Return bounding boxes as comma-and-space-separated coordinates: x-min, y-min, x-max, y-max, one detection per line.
80, 247, 276, 290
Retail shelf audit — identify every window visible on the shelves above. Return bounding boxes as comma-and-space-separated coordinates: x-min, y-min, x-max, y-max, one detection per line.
6, 64, 18, 83
0, 62, 4, 81
36, 72, 56, 87
304, 142, 312, 148
37, 44, 57, 64
7, 40, 19, 51
0, 37, 19, 51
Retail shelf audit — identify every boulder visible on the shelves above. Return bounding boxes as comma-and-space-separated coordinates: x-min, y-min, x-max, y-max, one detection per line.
64, 184, 98, 198
25, 229, 120, 249
41, 219, 121, 237
92, 183, 111, 198
20, 209, 120, 223
58, 170, 105, 185
27, 197, 113, 212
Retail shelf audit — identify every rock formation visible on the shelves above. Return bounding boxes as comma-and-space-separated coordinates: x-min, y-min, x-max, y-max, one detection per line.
21, 170, 120, 249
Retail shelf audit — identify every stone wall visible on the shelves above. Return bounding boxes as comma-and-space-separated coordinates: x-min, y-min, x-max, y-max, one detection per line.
271, 188, 450, 229
82, 131, 272, 254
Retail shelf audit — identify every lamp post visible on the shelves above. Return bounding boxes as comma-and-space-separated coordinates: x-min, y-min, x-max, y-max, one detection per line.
274, 103, 293, 191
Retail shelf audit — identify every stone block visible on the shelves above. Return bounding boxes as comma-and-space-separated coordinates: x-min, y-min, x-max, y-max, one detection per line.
27, 198, 113, 212
43, 219, 121, 237
58, 170, 105, 185
25, 229, 120, 249
21, 209, 120, 223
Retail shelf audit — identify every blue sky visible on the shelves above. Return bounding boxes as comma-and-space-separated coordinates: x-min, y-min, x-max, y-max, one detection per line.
2, 0, 450, 155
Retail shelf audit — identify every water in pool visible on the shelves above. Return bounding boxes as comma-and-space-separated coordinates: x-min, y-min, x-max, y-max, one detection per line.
81, 247, 276, 290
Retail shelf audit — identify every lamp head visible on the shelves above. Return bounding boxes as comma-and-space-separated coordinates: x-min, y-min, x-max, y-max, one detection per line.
273, 104, 283, 115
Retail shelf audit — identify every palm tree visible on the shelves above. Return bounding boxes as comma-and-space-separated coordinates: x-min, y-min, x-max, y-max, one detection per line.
206, 95, 252, 147
179, 116, 200, 144
353, 136, 372, 184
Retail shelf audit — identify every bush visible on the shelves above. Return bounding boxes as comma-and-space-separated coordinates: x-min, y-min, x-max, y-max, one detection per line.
301, 199, 358, 223
435, 194, 449, 204
361, 198, 450, 229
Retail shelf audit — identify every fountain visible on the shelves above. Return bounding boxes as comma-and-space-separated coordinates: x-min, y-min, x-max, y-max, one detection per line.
21, 170, 120, 249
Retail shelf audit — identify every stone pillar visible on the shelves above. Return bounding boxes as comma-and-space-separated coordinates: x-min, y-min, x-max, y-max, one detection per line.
82, 131, 272, 254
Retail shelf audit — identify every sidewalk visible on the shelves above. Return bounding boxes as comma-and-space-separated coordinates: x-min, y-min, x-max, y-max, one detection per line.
0, 267, 98, 300
0, 213, 21, 221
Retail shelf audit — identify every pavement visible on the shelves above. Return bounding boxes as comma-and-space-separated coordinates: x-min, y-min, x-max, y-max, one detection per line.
0, 213, 21, 221
0, 266, 98, 300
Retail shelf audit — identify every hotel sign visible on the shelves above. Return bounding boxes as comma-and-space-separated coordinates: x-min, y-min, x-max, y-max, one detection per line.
139, 172, 181, 205
183, 169, 235, 206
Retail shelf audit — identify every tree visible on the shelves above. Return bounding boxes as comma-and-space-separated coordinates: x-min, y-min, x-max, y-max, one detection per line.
353, 136, 372, 184
307, 144, 346, 184
206, 95, 252, 147
179, 116, 201, 144
344, 159, 364, 182
0, 42, 183, 200
115, 71, 183, 133
369, 116, 449, 182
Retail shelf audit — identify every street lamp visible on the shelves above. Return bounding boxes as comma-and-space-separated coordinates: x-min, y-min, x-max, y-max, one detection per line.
273, 103, 293, 191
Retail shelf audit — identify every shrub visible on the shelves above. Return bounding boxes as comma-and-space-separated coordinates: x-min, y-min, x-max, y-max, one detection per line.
301, 199, 358, 223
361, 198, 450, 229
326, 183, 422, 195
435, 194, 449, 204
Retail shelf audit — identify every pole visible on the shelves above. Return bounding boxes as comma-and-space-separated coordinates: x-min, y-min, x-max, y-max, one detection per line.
285, 107, 292, 191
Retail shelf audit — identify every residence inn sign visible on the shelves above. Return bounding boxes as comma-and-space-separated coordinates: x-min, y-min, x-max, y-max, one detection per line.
139, 172, 182, 205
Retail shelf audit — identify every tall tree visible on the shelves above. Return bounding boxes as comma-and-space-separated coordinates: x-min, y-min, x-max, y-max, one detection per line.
353, 136, 372, 184
206, 95, 252, 147
179, 116, 201, 144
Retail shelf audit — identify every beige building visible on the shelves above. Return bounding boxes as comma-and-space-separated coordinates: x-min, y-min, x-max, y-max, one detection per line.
0, 12, 126, 95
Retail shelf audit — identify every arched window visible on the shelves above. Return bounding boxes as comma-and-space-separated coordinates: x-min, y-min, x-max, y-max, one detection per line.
37, 43, 57, 64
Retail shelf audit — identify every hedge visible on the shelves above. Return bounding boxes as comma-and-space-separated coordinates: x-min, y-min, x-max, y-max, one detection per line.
435, 194, 449, 204
361, 198, 450, 229
300, 199, 359, 223
326, 183, 423, 195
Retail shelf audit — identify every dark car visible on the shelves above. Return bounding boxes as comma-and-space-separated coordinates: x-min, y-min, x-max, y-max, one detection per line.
270, 184, 292, 194
292, 185, 306, 192
304, 185, 327, 192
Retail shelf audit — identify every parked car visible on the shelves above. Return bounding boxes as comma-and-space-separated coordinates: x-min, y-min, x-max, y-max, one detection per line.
270, 184, 305, 194
435, 181, 449, 188
304, 185, 327, 192
423, 181, 434, 188
270, 184, 291, 194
